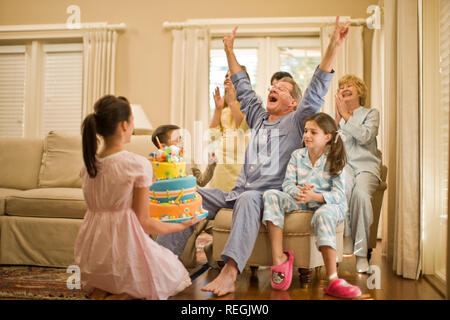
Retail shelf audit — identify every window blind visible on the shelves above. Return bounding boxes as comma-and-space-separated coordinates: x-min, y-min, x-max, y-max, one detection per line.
0, 45, 26, 137
41, 43, 83, 137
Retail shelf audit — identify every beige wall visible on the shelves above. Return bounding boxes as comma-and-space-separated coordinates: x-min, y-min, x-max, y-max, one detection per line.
0, 0, 377, 128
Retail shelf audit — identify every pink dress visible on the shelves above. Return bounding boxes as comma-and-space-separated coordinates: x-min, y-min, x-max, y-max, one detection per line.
74, 150, 191, 300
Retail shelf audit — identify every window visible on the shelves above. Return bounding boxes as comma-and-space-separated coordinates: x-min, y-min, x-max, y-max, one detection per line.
0, 40, 83, 138
209, 36, 321, 117
0, 46, 26, 137
41, 43, 83, 136
435, 0, 449, 282
422, 0, 449, 284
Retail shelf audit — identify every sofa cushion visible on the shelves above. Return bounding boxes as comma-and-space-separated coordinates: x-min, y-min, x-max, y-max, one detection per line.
214, 208, 344, 234
0, 138, 43, 190
38, 131, 83, 188
37, 132, 156, 189
5, 188, 86, 219
0, 188, 25, 215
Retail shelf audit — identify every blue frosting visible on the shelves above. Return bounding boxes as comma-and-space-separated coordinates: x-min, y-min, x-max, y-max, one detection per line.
150, 176, 197, 202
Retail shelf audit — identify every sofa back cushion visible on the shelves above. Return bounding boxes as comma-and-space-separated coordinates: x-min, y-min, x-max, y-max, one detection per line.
38, 131, 155, 188
125, 135, 156, 157
38, 131, 83, 188
0, 138, 43, 190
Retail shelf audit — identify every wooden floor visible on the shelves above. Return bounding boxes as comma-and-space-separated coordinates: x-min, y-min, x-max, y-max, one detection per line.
173, 241, 444, 300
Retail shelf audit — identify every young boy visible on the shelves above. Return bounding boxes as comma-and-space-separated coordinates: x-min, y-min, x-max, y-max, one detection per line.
151, 124, 217, 187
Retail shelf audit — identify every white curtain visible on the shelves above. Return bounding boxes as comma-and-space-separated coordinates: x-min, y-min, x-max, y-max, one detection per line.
170, 28, 210, 165
384, 0, 421, 280
82, 29, 117, 117
320, 25, 364, 115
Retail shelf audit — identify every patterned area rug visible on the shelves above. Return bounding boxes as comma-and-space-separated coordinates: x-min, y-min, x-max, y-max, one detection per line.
0, 265, 89, 300
0, 232, 212, 300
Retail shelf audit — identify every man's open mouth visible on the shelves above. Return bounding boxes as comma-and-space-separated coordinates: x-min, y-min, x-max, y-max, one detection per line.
269, 95, 278, 103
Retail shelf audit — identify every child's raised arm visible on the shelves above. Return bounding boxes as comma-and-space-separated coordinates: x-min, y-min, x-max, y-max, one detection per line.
132, 187, 205, 235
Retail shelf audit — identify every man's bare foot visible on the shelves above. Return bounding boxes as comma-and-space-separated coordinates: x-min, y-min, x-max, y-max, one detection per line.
89, 288, 109, 300
104, 293, 133, 300
201, 260, 238, 296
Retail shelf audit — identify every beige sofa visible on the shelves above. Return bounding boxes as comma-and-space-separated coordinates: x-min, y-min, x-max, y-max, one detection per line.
0, 131, 156, 267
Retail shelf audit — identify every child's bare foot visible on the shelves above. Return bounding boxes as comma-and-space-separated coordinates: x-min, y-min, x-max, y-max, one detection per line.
273, 252, 288, 267
89, 288, 109, 300
201, 260, 237, 296
104, 293, 133, 300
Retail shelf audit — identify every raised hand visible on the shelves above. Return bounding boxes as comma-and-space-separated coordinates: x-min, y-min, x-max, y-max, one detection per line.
335, 93, 345, 115
208, 152, 218, 165
319, 16, 351, 73
223, 26, 238, 54
331, 16, 351, 47
223, 78, 237, 106
213, 87, 225, 111
335, 98, 342, 124
335, 93, 350, 121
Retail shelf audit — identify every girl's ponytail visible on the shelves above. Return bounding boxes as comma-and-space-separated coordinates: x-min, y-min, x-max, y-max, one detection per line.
80, 95, 131, 178
81, 113, 99, 178
327, 130, 347, 176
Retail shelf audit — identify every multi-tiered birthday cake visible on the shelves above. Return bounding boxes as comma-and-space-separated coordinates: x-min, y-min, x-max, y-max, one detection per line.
148, 146, 208, 223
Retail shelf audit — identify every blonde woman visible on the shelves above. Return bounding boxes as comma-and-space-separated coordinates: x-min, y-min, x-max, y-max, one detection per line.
209, 68, 250, 192
334, 75, 381, 273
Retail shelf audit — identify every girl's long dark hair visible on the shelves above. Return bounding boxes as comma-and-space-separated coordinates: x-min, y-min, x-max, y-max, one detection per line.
81, 95, 131, 178
304, 112, 347, 176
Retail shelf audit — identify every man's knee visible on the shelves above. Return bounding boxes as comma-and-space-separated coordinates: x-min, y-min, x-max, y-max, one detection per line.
238, 190, 263, 204
234, 191, 264, 221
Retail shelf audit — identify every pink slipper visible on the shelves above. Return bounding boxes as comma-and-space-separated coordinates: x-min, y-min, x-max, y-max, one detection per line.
270, 250, 294, 291
323, 278, 361, 299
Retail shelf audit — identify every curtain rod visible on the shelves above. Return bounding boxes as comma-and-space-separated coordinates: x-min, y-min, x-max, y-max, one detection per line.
163, 17, 367, 30
0, 22, 126, 33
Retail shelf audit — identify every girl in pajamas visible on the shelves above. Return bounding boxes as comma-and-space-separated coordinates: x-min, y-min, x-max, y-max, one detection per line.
263, 112, 361, 298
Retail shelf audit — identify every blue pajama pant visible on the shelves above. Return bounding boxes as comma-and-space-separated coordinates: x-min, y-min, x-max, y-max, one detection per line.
262, 189, 345, 251
156, 188, 264, 274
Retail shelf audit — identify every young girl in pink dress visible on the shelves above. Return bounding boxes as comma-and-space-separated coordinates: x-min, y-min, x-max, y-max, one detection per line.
74, 95, 204, 300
